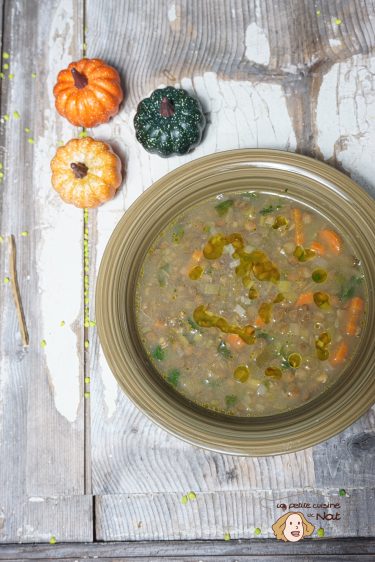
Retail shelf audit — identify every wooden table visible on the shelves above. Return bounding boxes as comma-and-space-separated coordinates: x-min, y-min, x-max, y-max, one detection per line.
0, 1, 374, 560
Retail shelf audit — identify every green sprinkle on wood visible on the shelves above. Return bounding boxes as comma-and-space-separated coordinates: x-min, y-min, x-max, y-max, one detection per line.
84, 340, 89, 349
60, 320, 65, 327
13, 111, 20, 119
254, 527, 261, 536
4, 276, 10, 284
49, 536, 56, 545
84, 377, 91, 384
41, 339, 47, 348
24, 127, 31, 133
28, 137, 35, 144
0, 72, 4, 79
3, 63, 9, 70
339, 488, 346, 497
21, 231, 28, 237
2, 52, 10, 59
84, 320, 89, 328
78, 130, 88, 138
3, 114, 9, 121
84, 391, 90, 398
0, 171, 4, 178
181, 495, 188, 505
317, 527, 325, 537
8, 73, 14, 79
224, 532, 231, 541
316, 10, 321, 15
187, 491, 196, 500
0, 235, 3, 244
89, 320, 96, 327
335, 18, 342, 25
31, 72, 36, 78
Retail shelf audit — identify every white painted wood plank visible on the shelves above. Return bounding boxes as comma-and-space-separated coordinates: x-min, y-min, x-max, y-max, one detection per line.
0, 0, 91, 543
95, 489, 375, 541
0, 495, 92, 544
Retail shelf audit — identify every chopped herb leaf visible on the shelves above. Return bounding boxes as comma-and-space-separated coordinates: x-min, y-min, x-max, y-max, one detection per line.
215, 199, 234, 216
339, 275, 363, 301
255, 330, 274, 342
152, 344, 166, 361
172, 224, 184, 243
218, 340, 233, 359
225, 394, 237, 409
339, 488, 346, 497
187, 317, 201, 331
167, 368, 180, 387
259, 204, 281, 215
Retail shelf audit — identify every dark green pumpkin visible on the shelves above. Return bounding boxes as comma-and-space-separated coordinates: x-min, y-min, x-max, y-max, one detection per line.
134, 86, 206, 157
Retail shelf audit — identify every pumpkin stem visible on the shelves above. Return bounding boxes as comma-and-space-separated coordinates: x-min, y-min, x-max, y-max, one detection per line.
71, 67, 88, 89
160, 96, 175, 117
71, 162, 88, 179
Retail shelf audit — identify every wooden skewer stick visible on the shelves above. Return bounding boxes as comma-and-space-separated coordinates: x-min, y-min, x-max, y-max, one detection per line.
8, 235, 29, 347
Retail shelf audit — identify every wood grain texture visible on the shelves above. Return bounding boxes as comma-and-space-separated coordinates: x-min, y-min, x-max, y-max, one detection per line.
0, 0, 91, 543
1, 537, 375, 560
95, 489, 375, 541
85, 4, 375, 544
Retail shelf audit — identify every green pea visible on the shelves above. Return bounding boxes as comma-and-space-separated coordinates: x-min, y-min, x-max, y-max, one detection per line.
313, 291, 330, 309
288, 353, 302, 368
234, 365, 250, 383
312, 268, 328, 283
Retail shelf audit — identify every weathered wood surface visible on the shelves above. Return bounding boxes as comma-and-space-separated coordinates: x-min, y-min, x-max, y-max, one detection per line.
86, 0, 375, 541
0, 0, 92, 543
1, 538, 375, 562
95, 488, 375, 541
0, 0, 375, 549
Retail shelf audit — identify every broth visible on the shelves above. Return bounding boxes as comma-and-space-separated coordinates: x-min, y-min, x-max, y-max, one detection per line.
136, 192, 366, 416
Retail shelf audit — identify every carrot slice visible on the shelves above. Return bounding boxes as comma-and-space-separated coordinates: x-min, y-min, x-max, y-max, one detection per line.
310, 241, 325, 256
192, 249, 203, 262
346, 296, 365, 336
295, 292, 314, 306
319, 229, 343, 255
330, 341, 349, 366
226, 333, 246, 348
292, 208, 304, 246
254, 316, 266, 328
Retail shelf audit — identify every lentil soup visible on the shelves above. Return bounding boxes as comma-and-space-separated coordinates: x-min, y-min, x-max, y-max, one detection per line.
136, 192, 366, 416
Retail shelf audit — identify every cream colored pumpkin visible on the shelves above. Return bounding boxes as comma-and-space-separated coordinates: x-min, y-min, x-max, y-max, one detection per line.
50, 137, 122, 208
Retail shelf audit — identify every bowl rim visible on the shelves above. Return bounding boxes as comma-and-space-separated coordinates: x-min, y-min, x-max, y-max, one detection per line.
96, 148, 375, 456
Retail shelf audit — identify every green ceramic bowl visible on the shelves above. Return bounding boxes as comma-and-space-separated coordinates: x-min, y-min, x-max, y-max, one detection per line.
96, 149, 375, 455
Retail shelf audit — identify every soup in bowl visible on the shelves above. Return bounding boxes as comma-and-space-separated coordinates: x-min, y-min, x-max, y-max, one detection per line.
96, 150, 375, 455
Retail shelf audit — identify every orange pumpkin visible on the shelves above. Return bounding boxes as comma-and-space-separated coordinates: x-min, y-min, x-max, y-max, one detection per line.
53, 58, 123, 128
50, 137, 122, 208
